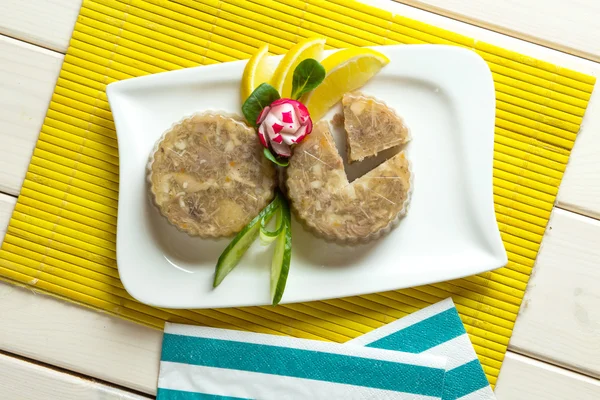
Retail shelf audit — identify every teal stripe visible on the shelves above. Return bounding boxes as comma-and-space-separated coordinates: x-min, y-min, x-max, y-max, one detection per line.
366, 308, 465, 353
157, 388, 249, 400
162, 334, 444, 397
443, 360, 490, 399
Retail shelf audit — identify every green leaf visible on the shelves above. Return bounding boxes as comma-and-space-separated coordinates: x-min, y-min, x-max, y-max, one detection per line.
290, 58, 326, 100
242, 83, 280, 127
263, 148, 289, 167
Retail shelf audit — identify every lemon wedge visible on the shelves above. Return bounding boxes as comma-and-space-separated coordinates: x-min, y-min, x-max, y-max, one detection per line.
241, 44, 273, 103
271, 37, 326, 98
302, 48, 389, 121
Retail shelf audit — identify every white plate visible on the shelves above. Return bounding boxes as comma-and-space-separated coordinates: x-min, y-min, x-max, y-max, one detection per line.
107, 45, 507, 309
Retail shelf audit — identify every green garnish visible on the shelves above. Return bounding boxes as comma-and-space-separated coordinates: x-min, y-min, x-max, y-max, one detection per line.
242, 83, 280, 127
263, 148, 289, 167
213, 191, 293, 305
213, 193, 281, 287
260, 206, 283, 245
270, 194, 292, 305
291, 58, 326, 100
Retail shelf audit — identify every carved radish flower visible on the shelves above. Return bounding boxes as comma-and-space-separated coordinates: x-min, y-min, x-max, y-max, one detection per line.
256, 99, 313, 157
242, 58, 325, 165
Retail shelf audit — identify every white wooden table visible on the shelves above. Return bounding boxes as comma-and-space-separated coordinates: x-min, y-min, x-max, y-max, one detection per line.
1, 0, 599, 398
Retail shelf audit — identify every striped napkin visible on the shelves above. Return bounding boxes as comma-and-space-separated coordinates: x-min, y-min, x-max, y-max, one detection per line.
157, 299, 493, 399
349, 298, 495, 400
158, 324, 446, 399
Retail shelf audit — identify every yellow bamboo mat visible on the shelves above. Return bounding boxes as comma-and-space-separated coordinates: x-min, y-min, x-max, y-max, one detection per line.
0, 0, 595, 386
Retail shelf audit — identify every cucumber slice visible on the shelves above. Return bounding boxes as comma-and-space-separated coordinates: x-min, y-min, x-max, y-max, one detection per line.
270, 196, 292, 305
213, 193, 281, 288
259, 207, 283, 245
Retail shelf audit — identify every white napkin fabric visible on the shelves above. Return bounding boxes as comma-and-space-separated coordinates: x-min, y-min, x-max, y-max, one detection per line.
158, 323, 446, 399
349, 298, 496, 400
157, 298, 495, 400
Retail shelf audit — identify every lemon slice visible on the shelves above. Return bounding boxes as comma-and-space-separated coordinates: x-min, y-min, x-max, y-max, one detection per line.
302, 48, 390, 122
271, 37, 326, 98
241, 44, 273, 103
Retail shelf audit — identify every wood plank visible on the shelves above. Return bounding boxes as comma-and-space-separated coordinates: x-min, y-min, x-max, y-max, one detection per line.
0, 282, 162, 395
509, 208, 600, 378
0, 0, 80, 54
0, 35, 63, 196
0, 352, 151, 400
496, 352, 600, 400
394, 0, 600, 62
556, 89, 600, 219
0, 193, 16, 245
